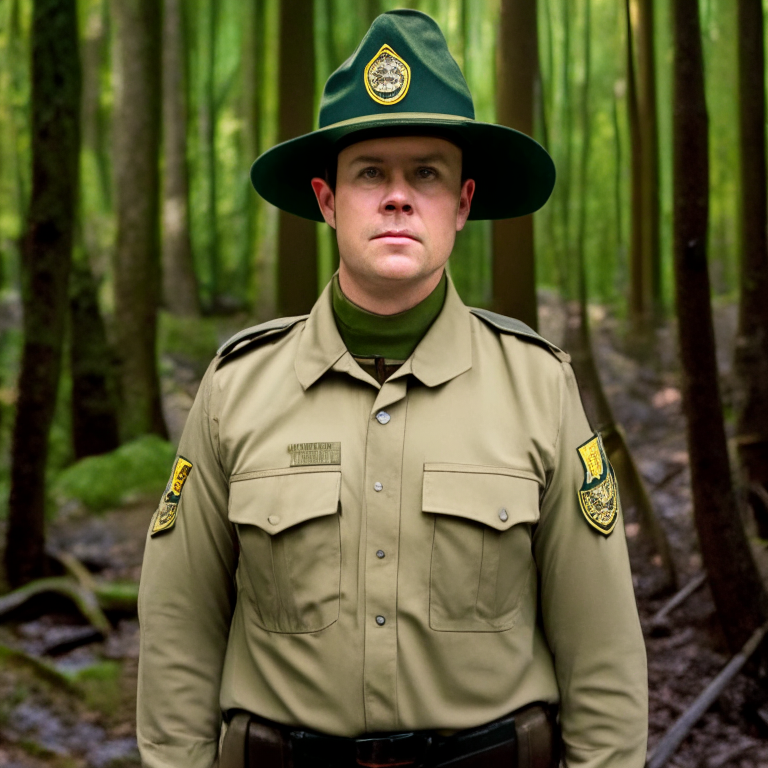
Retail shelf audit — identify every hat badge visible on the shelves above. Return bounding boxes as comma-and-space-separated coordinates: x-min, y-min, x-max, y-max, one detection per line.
364, 44, 411, 105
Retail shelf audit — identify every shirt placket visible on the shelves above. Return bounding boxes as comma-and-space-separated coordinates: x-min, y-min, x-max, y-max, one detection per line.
362, 376, 408, 732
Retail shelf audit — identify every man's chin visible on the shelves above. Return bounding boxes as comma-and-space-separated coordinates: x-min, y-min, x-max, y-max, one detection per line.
364, 254, 432, 283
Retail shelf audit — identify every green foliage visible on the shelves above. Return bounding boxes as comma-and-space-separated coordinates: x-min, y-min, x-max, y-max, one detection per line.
52, 435, 177, 513
158, 309, 221, 366
69, 660, 123, 715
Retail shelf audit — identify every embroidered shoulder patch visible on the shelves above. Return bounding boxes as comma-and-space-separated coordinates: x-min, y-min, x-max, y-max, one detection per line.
151, 456, 193, 536
576, 434, 618, 535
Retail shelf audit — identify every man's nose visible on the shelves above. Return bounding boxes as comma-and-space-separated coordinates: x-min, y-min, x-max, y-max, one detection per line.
381, 175, 413, 214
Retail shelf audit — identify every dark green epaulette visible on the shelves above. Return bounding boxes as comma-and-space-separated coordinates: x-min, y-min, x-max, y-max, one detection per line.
216, 315, 308, 364
469, 308, 570, 363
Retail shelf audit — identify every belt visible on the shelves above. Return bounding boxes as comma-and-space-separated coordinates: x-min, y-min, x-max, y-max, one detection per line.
220, 704, 560, 768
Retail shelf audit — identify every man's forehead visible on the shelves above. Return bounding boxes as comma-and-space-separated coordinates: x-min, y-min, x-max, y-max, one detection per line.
338, 135, 462, 164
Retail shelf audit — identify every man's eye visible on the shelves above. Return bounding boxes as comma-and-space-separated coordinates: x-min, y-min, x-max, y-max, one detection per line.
417, 167, 437, 179
361, 167, 380, 179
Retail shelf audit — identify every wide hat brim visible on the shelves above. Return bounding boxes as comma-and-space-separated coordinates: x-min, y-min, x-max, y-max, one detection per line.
250, 113, 556, 222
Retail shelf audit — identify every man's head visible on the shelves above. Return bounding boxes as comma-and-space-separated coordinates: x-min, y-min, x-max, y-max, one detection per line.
249, 9, 555, 303
310, 135, 474, 311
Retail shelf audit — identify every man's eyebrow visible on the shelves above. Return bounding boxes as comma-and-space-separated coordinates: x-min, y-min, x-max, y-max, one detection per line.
348, 155, 385, 165
411, 153, 451, 164
346, 153, 452, 165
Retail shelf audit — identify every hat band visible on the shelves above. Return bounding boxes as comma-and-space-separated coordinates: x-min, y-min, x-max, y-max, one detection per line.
322, 112, 475, 131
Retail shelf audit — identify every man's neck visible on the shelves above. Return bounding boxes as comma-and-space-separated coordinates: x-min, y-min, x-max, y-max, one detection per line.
337, 266, 445, 315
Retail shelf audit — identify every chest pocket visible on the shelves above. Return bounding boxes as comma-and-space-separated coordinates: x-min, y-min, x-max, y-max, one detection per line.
229, 466, 341, 634
423, 464, 541, 632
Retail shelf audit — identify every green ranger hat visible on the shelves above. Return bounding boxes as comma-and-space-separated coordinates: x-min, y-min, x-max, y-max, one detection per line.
250, 9, 555, 221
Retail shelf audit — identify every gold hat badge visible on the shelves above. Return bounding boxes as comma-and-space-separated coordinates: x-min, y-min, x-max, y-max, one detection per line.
364, 44, 411, 105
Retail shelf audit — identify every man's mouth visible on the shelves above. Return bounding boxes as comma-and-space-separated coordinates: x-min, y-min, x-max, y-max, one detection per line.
372, 230, 420, 242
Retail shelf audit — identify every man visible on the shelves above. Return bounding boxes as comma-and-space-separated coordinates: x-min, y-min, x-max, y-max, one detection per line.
137, 10, 647, 768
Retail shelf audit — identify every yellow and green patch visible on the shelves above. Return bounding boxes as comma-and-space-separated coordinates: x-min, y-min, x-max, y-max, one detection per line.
576, 434, 619, 535
151, 456, 192, 536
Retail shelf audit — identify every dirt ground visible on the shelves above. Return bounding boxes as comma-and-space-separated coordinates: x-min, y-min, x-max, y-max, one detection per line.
2, 297, 768, 767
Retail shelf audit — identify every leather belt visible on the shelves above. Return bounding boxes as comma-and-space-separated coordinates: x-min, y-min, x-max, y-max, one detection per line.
221, 703, 559, 768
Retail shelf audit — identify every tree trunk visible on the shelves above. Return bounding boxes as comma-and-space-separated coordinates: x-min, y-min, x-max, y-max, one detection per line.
625, 0, 644, 337
636, 0, 661, 320
277, 0, 318, 316
626, 0, 661, 343
69, 261, 120, 460
162, 0, 200, 317
672, 0, 768, 652
734, 0, 768, 492
111, 0, 168, 441
241, 0, 265, 300
200, 0, 220, 308
6, 0, 81, 588
81, 0, 111, 214
492, 0, 538, 329
567, 0, 675, 591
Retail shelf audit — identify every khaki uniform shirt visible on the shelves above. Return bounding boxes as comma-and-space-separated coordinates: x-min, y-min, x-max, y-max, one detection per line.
137, 278, 648, 768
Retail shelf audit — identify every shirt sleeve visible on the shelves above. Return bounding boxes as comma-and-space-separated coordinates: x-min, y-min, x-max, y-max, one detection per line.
533, 361, 648, 768
137, 360, 237, 768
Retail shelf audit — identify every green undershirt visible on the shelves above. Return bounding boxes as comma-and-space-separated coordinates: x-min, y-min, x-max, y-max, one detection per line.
332, 272, 447, 361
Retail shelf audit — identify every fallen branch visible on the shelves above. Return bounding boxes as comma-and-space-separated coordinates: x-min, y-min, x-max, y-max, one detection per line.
94, 580, 139, 612
48, 548, 139, 612
0, 643, 80, 693
0, 576, 111, 633
50, 548, 97, 592
646, 620, 768, 768
651, 571, 707, 627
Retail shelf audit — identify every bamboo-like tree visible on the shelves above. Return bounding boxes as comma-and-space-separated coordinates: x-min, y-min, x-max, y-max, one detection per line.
200, 0, 220, 308
6, 0, 81, 587
240, 0, 265, 298
71, 0, 119, 461
69, 261, 120, 459
672, 0, 768, 651
162, 0, 200, 317
277, 0, 318, 315
734, 0, 768, 500
564, 0, 675, 590
492, 0, 539, 329
111, 0, 168, 440
626, 0, 661, 344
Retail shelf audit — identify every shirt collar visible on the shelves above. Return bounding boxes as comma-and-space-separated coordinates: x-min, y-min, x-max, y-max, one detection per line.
295, 274, 473, 390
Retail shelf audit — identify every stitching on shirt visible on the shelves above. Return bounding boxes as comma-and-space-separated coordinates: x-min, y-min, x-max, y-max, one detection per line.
230, 465, 341, 483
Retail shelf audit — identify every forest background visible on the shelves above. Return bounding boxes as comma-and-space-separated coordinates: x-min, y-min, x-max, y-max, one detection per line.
3, 0, 768, 766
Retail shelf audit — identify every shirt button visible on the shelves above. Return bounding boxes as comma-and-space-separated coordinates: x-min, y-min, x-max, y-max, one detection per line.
376, 550, 385, 559
376, 411, 391, 425
499, 508, 509, 523
376, 615, 386, 626
374, 482, 383, 492
268, 515, 281, 526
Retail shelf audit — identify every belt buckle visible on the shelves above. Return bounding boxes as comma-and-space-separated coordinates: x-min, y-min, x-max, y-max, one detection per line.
355, 732, 432, 767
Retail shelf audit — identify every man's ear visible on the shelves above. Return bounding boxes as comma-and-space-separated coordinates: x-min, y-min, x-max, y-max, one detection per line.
311, 178, 336, 229
456, 178, 475, 232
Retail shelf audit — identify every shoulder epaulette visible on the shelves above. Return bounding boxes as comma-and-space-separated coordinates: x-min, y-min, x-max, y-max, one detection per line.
216, 315, 308, 360
470, 308, 570, 363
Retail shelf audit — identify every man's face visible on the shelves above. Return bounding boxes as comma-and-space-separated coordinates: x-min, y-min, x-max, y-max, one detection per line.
312, 135, 474, 295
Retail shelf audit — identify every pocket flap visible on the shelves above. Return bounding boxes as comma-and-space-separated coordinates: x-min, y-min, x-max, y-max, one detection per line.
229, 467, 341, 535
422, 464, 541, 530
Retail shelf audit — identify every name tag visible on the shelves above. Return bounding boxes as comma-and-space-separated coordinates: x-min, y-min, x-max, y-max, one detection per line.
288, 442, 341, 467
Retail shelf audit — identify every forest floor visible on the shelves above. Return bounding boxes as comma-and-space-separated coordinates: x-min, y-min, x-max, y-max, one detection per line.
1, 294, 768, 767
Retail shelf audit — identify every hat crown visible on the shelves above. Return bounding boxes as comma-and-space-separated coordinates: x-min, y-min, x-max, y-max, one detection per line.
319, 10, 475, 128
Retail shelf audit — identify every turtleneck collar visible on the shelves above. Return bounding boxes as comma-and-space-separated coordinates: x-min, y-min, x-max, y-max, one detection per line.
331, 272, 447, 361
